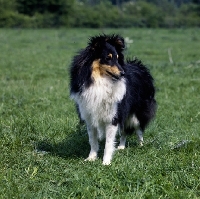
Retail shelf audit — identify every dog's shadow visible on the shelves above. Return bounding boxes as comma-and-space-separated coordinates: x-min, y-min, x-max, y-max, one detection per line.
36, 124, 91, 159
36, 124, 140, 159
36, 124, 108, 159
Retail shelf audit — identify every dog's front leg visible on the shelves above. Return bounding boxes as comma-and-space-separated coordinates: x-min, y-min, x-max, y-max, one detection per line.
85, 125, 99, 161
103, 124, 118, 165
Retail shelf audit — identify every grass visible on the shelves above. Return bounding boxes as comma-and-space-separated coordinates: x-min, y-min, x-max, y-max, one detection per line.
0, 28, 200, 198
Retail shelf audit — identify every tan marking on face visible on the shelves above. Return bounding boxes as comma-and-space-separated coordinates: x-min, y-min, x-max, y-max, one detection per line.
92, 59, 101, 80
92, 59, 121, 80
101, 64, 121, 77
108, 53, 112, 59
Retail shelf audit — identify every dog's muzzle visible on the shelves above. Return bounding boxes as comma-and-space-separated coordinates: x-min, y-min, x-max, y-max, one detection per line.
106, 70, 125, 81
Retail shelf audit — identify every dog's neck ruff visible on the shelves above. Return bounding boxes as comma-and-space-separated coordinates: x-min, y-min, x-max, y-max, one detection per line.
71, 77, 126, 127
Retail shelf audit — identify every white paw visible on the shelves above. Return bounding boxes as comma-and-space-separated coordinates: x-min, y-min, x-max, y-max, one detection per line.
102, 160, 111, 165
139, 141, 144, 146
117, 145, 125, 150
84, 156, 97, 162
102, 156, 112, 165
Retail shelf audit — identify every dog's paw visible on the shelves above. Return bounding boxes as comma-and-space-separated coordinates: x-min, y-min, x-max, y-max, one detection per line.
84, 156, 97, 162
102, 160, 111, 165
102, 156, 112, 165
139, 141, 144, 147
117, 145, 125, 150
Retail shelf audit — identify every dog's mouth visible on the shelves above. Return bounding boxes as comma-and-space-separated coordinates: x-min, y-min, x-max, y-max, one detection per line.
106, 70, 122, 80
106, 70, 120, 80
106, 70, 125, 81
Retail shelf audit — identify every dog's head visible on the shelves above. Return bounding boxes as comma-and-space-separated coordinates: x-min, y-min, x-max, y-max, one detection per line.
88, 34, 125, 81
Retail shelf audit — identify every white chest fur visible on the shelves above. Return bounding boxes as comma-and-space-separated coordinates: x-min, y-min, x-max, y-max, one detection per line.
71, 77, 126, 127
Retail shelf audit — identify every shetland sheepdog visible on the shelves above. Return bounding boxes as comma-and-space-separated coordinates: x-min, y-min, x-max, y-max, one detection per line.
70, 34, 156, 165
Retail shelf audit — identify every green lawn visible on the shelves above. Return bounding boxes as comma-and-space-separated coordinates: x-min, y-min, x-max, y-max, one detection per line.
0, 28, 200, 198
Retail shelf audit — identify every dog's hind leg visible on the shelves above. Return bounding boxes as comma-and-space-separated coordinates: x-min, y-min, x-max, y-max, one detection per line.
103, 124, 118, 165
131, 115, 144, 146
136, 129, 143, 146
118, 131, 126, 150
85, 125, 99, 161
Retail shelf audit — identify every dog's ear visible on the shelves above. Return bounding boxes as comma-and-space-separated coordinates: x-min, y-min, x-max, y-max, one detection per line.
114, 35, 125, 51
88, 35, 106, 51
108, 35, 125, 52
88, 34, 125, 52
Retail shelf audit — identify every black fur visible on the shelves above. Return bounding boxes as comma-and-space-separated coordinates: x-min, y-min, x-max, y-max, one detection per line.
117, 59, 156, 133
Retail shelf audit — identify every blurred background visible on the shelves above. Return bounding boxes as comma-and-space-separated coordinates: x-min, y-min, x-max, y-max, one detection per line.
0, 0, 200, 28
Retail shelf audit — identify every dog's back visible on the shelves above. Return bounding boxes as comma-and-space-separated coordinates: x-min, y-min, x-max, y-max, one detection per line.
117, 59, 156, 133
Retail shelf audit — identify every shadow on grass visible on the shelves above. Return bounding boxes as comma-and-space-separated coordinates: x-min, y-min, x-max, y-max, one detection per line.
36, 125, 90, 159
36, 125, 147, 160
